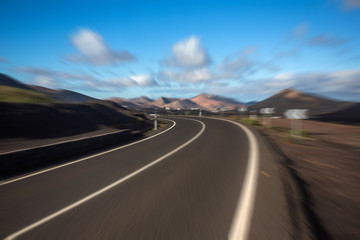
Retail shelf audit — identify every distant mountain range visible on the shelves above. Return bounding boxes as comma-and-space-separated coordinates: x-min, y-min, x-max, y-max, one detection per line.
0, 73, 251, 110
110, 93, 248, 111
110, 88, 359, 121
191, 93, 245, 110
1, 73, 359, 122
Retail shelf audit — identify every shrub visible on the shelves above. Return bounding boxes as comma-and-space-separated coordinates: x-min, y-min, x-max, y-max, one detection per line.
242, 118, 262, 126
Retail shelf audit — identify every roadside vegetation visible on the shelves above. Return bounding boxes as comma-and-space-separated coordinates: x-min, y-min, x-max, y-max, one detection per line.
239, 118, 262, 127
232, 117, 311, 142
0, 86, 54, 104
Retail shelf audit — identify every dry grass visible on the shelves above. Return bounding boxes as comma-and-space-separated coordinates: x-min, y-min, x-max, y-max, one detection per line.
0, 86, 54, 104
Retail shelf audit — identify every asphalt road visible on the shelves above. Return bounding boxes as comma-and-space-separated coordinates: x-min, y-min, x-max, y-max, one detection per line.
0, 117, 281, 240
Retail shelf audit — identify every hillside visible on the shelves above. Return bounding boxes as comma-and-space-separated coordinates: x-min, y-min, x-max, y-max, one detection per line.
0, 73, 96, 103
0, 73, 31, 90
0, 86, 54, 104
191, 93, 243, 111
109, 97, 143, 109
0, 101, 151, 139
316, 102, 360, 124
0, 73, 153, 139
162, 99, 199, 109
129, 96, 155, 108
249, 88, 352, 116
30, 86, 97, 102
152, 97, 179, 107
131, 96, 154, 104
110, 93, 246, 111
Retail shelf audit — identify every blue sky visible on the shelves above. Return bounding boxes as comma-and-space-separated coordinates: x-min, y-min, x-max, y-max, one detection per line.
1, 0, 360, 102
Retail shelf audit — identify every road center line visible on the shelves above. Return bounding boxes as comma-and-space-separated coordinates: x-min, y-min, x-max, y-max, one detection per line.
4, 118, 206, 240
0, 120, 176, 186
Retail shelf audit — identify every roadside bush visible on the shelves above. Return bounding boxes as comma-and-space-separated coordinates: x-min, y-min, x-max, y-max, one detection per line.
242, 118, 262, 126
270, 125, 288, 132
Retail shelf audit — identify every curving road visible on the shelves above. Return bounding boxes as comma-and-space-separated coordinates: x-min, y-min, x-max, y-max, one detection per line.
0, 117, 267, 240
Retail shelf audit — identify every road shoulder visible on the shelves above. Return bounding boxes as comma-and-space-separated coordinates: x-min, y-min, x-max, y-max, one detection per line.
247, 126, 307, 240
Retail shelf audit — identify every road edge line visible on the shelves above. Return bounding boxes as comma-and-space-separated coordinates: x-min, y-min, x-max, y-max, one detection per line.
216, 118, 260, 240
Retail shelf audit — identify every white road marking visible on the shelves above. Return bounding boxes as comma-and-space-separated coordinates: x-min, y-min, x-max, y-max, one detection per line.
0, 120, 176, 186
219, 119, 259, 240
4, 118, 205, 240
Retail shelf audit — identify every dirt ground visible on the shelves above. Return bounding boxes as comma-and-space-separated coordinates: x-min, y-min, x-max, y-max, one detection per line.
263, 118, 360, 148
257, 118, 360, 240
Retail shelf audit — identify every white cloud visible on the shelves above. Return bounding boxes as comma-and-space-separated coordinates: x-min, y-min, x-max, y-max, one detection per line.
273, 23, 308, 60
273, 73, 295, 80
159, 46, 279, 85
288, 23, 309, 40
165, 36, 211, 68
274, 48, 299, 59
68, 29, 135, 65
92, 74, 157, 89
342, 0, 360, 10
218, 47, 259, 75
249, 70, 360, 98
130, 74, 157, 87
280, 70, 360, 94
191, 69, 360, 101
18, 67, 96, 81
0, 57, 8, 63
309, 34, 348, 46
325, 70, 360, 92
34, 75, 55, 88
160, 68, 216, 83
18, 67, 157, 91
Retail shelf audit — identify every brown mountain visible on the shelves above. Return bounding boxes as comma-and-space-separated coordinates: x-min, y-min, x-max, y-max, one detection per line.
191, 93, 244, 111
130, 96, 154, 105
110, 93, 245, 111
249, 88, 352, 116
152, 97, 179, 107
109, 97, 142, 108
162, 99, 200, 110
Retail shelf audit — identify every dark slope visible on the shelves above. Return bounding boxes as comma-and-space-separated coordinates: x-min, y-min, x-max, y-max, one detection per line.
249, 88, 351, 115
0, 73, 32, 90
30, 86, 97, 102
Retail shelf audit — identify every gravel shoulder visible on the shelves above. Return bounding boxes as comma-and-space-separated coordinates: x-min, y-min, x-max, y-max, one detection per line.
257, 118, 360, 240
